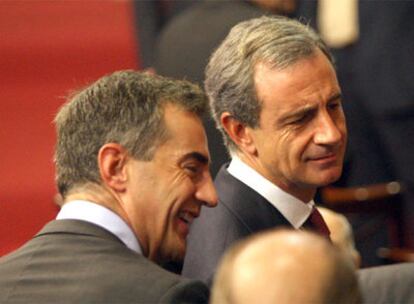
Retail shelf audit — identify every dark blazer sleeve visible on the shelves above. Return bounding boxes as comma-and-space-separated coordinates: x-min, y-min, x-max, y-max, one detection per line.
160, 279, 209, 304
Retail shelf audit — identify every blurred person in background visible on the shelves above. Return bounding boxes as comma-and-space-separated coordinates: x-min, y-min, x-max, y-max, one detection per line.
319, 206, 361, 267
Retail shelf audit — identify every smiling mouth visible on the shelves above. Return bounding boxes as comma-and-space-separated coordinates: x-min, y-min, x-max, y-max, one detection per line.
176, 211, 199, 238
178, 211, 198, 225
311, 153, 336, 161
306, 153, 340, 165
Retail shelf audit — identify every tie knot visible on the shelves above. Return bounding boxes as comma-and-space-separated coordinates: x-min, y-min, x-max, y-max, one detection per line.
304, 207, 331, 239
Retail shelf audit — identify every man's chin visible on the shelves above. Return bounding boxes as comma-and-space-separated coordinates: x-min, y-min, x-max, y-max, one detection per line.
159, 245, 185, 273
302, 167, 343, 188
318, 170, 343, 186
161, 240, 186, 265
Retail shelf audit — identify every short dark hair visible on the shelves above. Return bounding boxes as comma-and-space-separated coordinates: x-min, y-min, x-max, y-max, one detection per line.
55, 70, 208, 196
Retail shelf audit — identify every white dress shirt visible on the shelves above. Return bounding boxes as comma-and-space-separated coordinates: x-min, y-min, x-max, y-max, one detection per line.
56, 200, 142, 254
227, 156, 314, 229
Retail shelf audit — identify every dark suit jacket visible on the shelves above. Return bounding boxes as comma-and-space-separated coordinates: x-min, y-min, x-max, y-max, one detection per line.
358, 263, 414, 304
182, 164, 291, 285
0, 219, 209, 303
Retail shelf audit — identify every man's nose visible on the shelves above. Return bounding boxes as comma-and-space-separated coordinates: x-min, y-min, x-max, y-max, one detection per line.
196, 173, 218, 208
314, 112, 343, 145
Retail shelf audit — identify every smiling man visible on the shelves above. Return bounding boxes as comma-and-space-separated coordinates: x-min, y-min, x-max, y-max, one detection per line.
183, 16, 347, 285
0, 71, 217, 303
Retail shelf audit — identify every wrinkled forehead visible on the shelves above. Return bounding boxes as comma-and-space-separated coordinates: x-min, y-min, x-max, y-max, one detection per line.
161, 104, 210, 159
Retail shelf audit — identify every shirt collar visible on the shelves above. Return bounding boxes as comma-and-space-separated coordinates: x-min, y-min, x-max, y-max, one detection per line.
227, 156, 314, 229
56, 200, 142, 254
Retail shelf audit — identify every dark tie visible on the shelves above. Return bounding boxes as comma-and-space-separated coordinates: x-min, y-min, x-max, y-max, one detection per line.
303, 207, 331, 239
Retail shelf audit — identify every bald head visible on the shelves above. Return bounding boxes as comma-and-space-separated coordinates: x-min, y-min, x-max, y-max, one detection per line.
211, 229, 361, 304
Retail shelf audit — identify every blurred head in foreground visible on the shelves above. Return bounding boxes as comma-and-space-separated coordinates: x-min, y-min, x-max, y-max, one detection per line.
211, 229, 361, 304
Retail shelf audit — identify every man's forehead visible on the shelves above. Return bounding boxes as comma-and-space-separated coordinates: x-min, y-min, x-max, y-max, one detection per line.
161, 105, 210, 163
254, 56, 339, 107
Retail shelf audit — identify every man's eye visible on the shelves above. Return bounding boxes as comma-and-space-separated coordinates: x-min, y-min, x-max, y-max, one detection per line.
184, 165, 200, 175
293, 116, 306, 123
328, 101, 342, 110
290, 114, 309, 125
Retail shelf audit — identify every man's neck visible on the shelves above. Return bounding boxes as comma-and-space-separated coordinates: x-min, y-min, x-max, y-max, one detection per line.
63, 183, 145, 253
63, 183, 131, 226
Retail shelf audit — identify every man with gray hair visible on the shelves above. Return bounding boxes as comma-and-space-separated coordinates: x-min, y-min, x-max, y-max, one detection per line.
183, 16, 347, 284
0, 71, 217, 303
211, 229, 361, 304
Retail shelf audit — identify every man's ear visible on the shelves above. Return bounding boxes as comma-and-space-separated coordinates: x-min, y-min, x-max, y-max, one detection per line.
98, 143, 128, 192
220, 112, 257, 155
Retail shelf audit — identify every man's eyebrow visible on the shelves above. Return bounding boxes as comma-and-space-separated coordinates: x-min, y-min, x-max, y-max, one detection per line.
181, 152, 209, 165
278, 104, 317, 124
327, 92, 342, 103
279, 92, 343, 123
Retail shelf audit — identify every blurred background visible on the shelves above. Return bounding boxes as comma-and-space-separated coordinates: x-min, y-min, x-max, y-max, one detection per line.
1, 0, 413, 268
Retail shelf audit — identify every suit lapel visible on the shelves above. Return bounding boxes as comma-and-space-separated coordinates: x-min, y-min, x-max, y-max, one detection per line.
215, 164, 291, 233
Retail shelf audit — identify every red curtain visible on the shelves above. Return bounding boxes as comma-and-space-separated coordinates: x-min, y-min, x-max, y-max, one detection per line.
0, 0, 139, 255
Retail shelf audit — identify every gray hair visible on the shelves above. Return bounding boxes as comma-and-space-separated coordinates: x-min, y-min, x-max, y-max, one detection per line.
55, 70, 207, 197
205, 16, 333, 153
